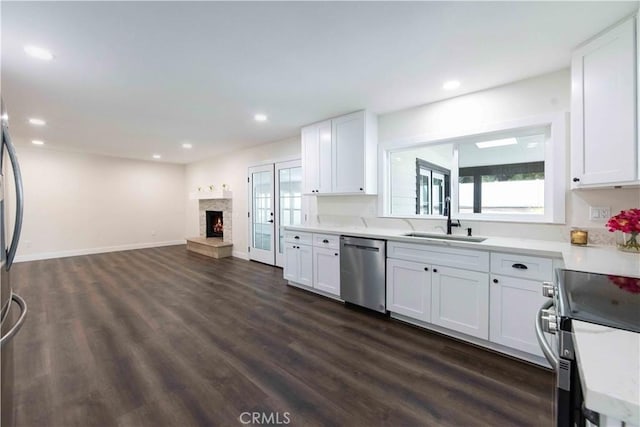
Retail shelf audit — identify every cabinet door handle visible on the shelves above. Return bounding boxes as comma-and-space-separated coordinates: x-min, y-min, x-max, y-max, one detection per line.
493, 278, 499, 284
433, 268, 438, 273
512, 263, 528, 270
424, 267, 429, 271
572, 177, 580, 183
294, 236, 300, 240
334, 253, 339, 256
359, 187, 363, 191
323, 239, 329, 244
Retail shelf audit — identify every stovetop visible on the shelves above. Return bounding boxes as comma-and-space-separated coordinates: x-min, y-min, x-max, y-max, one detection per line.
556, 269, 640, 333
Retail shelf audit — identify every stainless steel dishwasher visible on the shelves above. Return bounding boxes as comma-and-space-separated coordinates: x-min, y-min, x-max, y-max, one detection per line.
340, 236, 386, 313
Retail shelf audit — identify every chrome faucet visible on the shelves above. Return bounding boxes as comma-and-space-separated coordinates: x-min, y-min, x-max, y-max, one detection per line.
445, 196, 461, 235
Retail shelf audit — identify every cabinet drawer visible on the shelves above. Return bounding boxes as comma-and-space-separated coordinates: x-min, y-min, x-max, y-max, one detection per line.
387, 241, 489, 272
312, 233, 340, 250
490, 252, 553, 281
284, 231, 312, 245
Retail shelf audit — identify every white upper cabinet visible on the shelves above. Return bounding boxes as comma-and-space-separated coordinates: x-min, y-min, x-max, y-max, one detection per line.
301, 110, 377, 195
301, 120, 332, 194
571, 16, 638, 187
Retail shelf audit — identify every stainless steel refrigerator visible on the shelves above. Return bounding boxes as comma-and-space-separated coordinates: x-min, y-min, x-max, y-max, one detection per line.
0, 100, 26, 427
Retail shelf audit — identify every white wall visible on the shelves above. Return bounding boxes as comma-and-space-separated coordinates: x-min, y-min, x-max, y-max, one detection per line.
184, 136, 301, 259
14, 146, 186, 261
315, 69, 640, 243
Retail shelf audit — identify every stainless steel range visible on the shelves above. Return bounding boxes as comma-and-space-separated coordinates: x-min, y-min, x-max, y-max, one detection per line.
536, 269, 640, 426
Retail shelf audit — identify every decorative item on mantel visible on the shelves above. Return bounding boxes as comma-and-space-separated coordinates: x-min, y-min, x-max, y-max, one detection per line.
606, 208, 640, 253
190, 184, 232, 200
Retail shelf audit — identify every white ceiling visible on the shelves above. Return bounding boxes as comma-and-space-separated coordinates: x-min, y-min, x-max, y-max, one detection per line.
2, 1, 638, 164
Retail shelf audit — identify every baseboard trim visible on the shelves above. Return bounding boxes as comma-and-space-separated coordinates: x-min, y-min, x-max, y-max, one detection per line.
14, 240, 187, 263
232, 250, 249, 260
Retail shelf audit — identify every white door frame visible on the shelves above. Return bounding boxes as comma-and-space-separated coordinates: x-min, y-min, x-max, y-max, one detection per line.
248, 164, 275, 265
275, 159, 302, 268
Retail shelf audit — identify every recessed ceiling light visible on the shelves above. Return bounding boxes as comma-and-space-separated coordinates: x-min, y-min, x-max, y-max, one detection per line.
475, 138, 518, 149
24, 45, 53, 61
254, 114, 268, 122
181, 143, 192, 149
152, 154, 161, 159
31, 140, 45, 146
28, 118, 46, 126
1, 113, 8, 122
442, 80, 461, 90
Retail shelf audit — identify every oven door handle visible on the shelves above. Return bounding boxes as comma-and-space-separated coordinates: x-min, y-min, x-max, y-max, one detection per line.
535, 299, 558, 370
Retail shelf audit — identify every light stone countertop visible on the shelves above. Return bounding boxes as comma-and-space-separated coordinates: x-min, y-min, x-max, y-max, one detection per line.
284, 224, 640, 278
572, 320, 640, 426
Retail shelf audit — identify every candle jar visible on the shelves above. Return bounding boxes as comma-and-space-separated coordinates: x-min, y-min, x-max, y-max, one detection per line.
570, 229, 588, 246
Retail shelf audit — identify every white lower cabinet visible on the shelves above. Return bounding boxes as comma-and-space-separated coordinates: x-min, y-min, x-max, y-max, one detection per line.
313, 247, 340, 296
431, 266, 489, 340
386, 258, 431, 322
283, 243, 313, 287
489, 274, 548, 356
284, 232, 340, 298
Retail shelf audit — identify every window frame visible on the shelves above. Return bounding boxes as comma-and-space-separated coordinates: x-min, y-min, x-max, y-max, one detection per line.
378, 112, 567, 224
415, 158, 450, 215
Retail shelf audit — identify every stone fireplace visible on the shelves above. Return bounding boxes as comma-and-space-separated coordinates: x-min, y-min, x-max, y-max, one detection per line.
198, 199, 232, 243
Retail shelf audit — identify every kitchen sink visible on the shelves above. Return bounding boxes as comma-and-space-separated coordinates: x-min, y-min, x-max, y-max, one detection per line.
402, 232, 487, 243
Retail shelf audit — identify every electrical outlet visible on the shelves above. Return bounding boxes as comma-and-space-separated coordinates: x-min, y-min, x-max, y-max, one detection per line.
589, 206, 610, 221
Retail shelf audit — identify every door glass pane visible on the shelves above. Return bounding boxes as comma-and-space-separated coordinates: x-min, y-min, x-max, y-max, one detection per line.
389, 144, 453, 216
418, 168, 430, 215
279, 166, 303, 254
432, 171, 445, 215
253, 170, 272, 250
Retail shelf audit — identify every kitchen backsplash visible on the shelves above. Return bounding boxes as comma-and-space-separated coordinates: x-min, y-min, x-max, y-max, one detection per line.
310, 213, 619, 246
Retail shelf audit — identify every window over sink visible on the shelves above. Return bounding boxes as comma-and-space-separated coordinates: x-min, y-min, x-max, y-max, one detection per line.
383, 113, 566, 223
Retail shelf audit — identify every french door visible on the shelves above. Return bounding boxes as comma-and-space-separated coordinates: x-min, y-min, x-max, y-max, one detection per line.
275, 160, 303, 267
249, 164, 275, 264
249, 160, 304, 267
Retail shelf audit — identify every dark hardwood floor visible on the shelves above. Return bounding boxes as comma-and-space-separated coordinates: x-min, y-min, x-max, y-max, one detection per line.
9, 245, 554, 426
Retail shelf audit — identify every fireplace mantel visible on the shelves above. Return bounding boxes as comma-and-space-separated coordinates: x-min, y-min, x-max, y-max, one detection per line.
189, 190, 233, 200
